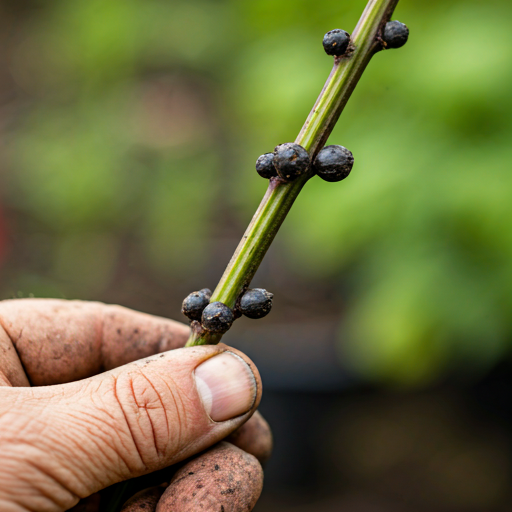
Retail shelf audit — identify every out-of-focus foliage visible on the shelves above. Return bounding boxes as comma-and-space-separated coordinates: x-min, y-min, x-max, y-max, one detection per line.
0, 0, 511, 386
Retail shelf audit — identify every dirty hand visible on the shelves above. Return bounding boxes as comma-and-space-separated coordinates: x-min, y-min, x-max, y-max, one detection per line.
0, 299, 272, 512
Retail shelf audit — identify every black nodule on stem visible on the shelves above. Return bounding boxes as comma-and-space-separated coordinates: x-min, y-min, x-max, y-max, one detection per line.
256, 153, 278, 179
273, 143, 310, 181
182, 288, 212, 321
322, 29, 351, 57
313, 145, 354, 182
202, 302, 235, 333
383, 20, 409, 49
239, 288, 273, 319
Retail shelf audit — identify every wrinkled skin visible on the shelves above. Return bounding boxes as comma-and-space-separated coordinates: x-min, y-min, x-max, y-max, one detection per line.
0, 299, 272, 512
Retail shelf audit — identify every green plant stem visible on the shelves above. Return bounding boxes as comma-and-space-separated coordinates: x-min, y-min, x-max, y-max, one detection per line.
186, 0, 400, 347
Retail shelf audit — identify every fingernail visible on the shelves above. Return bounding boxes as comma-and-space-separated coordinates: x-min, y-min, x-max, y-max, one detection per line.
195, 352, 257, 422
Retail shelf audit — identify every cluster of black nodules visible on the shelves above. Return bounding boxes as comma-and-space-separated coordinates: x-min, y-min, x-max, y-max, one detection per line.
182, 287, 274, 334
253, 18, 409, 184
321, 20, 408, 57
255, 143, 354, 184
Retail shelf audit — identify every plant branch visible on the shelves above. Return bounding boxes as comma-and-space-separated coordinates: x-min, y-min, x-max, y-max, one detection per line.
186, 0, 400, 345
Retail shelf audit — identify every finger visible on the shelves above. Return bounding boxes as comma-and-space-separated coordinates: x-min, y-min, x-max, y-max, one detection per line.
0, 344, 261, 512
121, 486, 165, 512
0, 298, 190, 385
226, 411, 273, 465
156, 442, 263, 512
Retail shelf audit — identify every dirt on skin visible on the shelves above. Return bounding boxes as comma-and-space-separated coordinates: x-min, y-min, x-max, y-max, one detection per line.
156, 442, 263, 512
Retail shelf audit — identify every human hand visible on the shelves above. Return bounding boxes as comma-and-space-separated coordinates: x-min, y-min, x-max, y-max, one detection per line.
0, 299, 272, 512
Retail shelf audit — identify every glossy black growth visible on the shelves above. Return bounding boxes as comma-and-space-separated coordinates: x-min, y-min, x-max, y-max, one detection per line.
322, 29, 351, 56
383, 20, 409, 49
256, 153, 277, 179
201, 301, 235, 333
182, 288, 212, 321
313, 145, 354, 182
273, 143, 310, 181
239, 288, 274, 319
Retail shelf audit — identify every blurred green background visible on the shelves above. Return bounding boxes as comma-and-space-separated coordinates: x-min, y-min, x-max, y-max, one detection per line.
1, 0, 512, 510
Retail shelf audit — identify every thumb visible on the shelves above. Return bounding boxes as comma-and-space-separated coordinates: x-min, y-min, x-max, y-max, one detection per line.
0, 344, 261, 511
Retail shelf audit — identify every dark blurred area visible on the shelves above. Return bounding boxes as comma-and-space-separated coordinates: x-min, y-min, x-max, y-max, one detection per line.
1, 0, 512, 510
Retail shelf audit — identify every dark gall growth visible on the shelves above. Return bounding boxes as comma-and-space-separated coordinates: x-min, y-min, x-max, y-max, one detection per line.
239, 288, 273, 319
322, 29, 351, 56
273, 143, 310, 181
202, 301, 235, 333
313, 145, 354, 182
255, 153, 277, 179
182, 288, 212, 321
383, 20, 409, 49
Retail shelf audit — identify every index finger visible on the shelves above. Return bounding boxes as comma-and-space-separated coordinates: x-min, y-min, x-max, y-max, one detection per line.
0, 298, 190, 386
